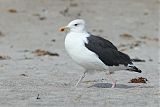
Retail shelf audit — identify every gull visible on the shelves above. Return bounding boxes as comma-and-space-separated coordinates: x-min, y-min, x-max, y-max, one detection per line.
59, 19, 142, 88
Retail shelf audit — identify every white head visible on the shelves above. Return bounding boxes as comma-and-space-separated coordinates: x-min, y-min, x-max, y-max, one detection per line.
59, 19, 87, 33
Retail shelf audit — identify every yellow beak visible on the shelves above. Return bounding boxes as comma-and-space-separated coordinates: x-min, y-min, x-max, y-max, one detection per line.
59, 26, 70, 32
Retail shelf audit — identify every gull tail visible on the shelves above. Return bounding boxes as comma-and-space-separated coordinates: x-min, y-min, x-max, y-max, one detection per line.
127, 65, 142, 73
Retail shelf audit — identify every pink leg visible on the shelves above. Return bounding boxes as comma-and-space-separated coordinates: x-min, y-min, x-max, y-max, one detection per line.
106, 72, 116, 88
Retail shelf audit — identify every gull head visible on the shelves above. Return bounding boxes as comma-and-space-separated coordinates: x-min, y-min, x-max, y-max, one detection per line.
59, 19, 87, 33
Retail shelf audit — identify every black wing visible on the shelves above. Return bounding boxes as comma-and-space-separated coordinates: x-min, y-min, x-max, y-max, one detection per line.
85, 35, 132, 66
87, 35, 118, 50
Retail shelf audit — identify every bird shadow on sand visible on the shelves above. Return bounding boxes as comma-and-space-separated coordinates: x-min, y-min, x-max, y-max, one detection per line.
88, 83, 153, 89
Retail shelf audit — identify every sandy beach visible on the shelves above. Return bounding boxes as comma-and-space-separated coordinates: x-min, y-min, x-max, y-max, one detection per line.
0, 0, 159, 107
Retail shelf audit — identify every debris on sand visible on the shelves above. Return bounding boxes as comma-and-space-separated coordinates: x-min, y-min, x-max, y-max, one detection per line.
8, 9, 17, 13
140, 36, 159, 42
119, 48, 128, 51
59, 6, 81, 17
92, 29, 104, 33
60, 7, 69, 16
74, 95, 82, 101
0, 31, 5, 37
18, 50, 30, 52
128, 77, 148, 83
51, 39, 56, 42
32, 13, 47, 21
149, 58, 153, 62
77, 12, 81, 17
20, 74, 28, 77
144, 12, 149, 15
0, 54, 11, 60
32, 49, 59, 56
132, 40, 142, 47
36, 94, 41, 99
70, 3, 78, 7
120, 33, 134, 39
131, 58, 146, 62
83, 80, 97, 84
39, 17, 46, 20
118, 40, 145, 50
32, 13, 40, 16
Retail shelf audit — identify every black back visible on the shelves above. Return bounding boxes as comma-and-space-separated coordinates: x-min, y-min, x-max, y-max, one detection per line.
87, 35, 118, 50
85, 35, 133, 66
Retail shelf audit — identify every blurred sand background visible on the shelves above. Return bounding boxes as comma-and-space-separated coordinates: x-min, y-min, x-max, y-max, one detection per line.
0, 0, 159, 107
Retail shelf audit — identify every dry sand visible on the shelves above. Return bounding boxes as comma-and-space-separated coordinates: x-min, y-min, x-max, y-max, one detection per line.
0, 0, 159, 107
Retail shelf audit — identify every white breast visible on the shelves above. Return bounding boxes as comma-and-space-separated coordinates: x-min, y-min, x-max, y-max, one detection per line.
65, 32, 107, 71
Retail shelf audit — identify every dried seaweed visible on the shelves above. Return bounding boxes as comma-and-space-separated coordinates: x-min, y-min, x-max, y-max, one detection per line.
129, 77, 148, 83
32, 49, 59, 56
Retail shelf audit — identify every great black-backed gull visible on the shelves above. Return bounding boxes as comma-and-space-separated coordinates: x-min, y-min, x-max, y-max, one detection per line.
59, 19, 142, 88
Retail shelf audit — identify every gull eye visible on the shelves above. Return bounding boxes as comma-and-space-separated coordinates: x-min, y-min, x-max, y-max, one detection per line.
74, 24, 78, 26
